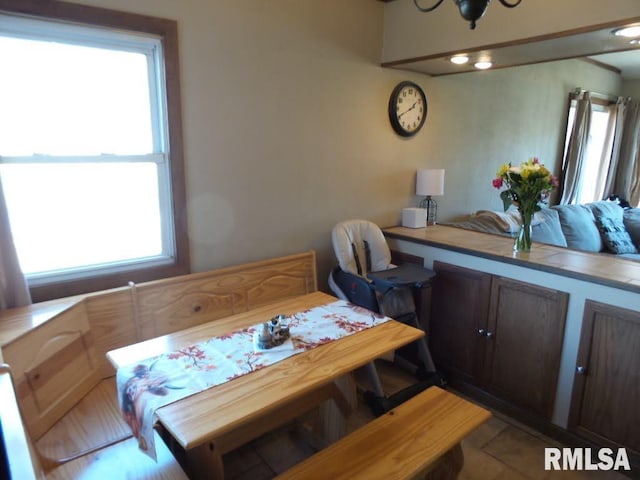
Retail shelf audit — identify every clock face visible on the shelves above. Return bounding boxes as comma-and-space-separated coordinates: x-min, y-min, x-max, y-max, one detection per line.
388, 81, 427, 137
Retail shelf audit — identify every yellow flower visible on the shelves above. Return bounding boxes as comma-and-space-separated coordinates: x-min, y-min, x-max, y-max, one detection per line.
492, 156, 558, 213
496, 164, 509, 177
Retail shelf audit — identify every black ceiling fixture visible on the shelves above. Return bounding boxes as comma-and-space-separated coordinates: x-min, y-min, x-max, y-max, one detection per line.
413, 0, 522, 30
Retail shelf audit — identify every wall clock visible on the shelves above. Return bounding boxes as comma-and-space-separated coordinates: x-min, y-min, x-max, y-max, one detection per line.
388, 81, 427, 137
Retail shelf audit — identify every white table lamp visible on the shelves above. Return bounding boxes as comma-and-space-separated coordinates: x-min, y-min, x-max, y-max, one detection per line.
416, 169, 445, 225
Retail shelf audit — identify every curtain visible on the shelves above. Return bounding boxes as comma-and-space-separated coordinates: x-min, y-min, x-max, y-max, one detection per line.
559, 93, 592, 204
602, 98, 626, 199
591, 103, 618, 202
0, 177, 31, 309
631, 150, 640, 206
604, 98, 640, 206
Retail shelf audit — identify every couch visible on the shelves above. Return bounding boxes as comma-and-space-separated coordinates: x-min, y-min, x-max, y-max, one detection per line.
446, 201, 640, 261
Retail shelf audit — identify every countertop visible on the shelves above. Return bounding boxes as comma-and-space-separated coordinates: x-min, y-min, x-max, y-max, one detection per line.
384, 225, 640, 294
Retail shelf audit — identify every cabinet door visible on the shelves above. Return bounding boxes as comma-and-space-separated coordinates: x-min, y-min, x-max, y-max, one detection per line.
430, 261, 492, 382
484, 277, 568, 418
569, 301, 640, 456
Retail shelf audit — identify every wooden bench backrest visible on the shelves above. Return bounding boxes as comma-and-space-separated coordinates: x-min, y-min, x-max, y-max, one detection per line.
134, 250, 318, 339
88, 250, 317, 375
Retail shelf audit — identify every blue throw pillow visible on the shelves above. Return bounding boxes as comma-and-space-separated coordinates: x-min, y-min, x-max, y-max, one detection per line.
552, 204, 603, 252
623, 208, 640, 248
589, 201, 624, 222
595, 215, 638, 254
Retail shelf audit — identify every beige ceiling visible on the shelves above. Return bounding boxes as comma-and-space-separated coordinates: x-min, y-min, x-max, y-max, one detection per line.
590, 50, 640, 80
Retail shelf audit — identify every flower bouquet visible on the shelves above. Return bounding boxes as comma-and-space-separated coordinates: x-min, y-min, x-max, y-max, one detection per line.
492, 157, 558, 252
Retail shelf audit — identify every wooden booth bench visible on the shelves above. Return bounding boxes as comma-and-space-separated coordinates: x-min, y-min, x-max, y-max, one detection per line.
0, 364, 187, 479
0, 251, 317, 478
276, 387, 491, 480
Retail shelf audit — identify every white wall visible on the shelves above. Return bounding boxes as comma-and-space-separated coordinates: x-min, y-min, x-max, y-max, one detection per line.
66, 1, 624, 288
68, 0, 425, 284
622, 79, 640, 98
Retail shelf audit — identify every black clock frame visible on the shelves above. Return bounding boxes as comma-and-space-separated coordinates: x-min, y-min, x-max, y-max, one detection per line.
388, 81, 427, 137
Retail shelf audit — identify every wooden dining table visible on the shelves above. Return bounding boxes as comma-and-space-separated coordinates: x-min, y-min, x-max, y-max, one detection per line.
107, 291, 425, 479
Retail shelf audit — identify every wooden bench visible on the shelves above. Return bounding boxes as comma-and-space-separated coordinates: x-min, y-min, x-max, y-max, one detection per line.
0, 251, 317, 477
0, 365, 188, 479
275, 387, 491, 480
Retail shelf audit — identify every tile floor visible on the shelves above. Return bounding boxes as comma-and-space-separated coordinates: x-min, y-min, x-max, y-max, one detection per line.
222, 361, 632, 480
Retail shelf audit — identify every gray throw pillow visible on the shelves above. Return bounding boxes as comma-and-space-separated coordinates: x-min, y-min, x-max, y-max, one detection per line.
595, 215, 638, 254
552, 204, 603, 252
623, 208, 640, 248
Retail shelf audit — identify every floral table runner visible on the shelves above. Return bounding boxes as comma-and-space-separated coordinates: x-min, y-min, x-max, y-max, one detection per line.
116, 300, 389, 460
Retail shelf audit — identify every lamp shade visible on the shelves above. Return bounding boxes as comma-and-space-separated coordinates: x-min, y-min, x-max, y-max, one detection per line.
416, 169, 445, 196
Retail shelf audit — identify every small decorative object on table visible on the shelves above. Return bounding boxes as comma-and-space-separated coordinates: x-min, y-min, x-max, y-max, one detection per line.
256, 314, 291, 349
492, 157, 558, 253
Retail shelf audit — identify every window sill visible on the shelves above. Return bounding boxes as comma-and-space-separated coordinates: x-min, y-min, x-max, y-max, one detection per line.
29, 258, 190, 302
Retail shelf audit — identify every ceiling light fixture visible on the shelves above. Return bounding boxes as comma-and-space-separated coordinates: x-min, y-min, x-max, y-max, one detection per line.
450, 55, 469, 64
414, 0, 522, 30
613, 25, 640, 38
474, 60, 493, 70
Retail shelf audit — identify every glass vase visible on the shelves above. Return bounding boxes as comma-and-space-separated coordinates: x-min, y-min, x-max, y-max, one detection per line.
513, 211, 533, 253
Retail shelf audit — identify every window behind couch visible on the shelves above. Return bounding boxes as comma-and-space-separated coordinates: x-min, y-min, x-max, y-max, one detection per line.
562, 96, 616, 205
0, 2, 189, 301
560, 90, 640, 208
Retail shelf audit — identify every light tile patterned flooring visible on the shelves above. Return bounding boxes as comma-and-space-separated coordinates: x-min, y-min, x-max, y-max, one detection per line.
223, 361, 631, 480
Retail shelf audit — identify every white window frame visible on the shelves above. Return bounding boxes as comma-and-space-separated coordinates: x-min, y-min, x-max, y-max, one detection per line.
0, 1, 189, 301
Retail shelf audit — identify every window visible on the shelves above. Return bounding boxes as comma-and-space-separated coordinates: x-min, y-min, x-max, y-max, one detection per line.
562, 98, 616, 204
0, 2, 189, 301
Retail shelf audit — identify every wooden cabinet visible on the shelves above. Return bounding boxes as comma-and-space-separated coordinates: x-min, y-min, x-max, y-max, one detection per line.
484, 276, 568, 418
569, 301, 640, 457
430, 261, 568, 418
430, 262, 492, 383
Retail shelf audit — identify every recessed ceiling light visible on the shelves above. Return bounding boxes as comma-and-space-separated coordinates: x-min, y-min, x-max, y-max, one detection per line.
613, 25, 640, 38
474, 61, 493, 70
450, 55, 469, 65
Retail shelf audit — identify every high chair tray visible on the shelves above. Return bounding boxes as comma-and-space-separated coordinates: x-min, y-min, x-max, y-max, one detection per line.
367, 263, 435, 289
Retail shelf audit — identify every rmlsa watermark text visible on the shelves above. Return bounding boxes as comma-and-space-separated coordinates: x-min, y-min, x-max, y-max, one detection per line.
545, 448, 630, 471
